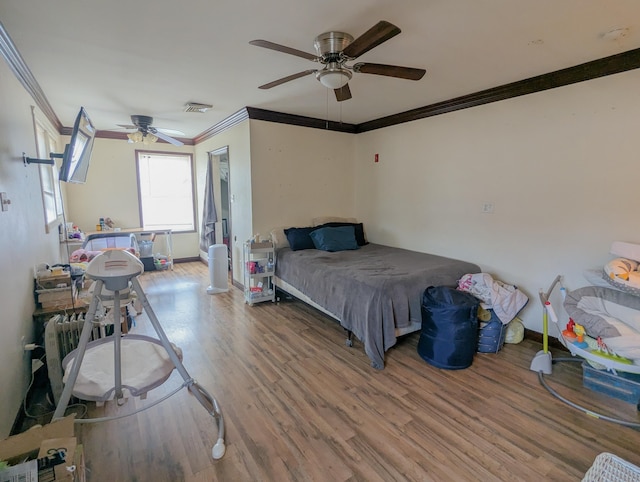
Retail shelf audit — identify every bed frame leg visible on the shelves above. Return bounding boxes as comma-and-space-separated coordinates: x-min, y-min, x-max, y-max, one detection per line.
345, 329, 353, 347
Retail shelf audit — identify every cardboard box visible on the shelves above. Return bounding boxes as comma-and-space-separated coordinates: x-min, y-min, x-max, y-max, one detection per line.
0, 416, 85, 482
36, 272, 71, 289
37, 286, 77, 307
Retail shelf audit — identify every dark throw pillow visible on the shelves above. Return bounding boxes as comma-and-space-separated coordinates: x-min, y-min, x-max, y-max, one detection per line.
318, 222, 368, 246
284, 226, 317, 251
309, 226, 359, 252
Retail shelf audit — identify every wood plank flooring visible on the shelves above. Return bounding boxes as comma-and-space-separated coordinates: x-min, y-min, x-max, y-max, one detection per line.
76, 262, 640, 481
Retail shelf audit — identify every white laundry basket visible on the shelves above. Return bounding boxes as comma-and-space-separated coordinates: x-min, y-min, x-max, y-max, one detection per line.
582, 452, 640, 481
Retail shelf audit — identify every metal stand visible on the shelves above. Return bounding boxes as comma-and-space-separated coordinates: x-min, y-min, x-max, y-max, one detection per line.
52, 250, 226, 459
529, 275, 562, 375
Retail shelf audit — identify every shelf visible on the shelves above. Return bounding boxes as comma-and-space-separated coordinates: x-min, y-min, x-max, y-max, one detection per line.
249, 247, 274, 254
243, 240, 275, 305
247, 293, 275, 304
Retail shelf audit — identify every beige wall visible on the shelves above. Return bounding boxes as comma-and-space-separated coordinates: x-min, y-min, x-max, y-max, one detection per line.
0, 60, 63, 437
354, 69, 640, 333
249, 120, 356, 235
195, 119, 355, 285
64, 138, 198, 259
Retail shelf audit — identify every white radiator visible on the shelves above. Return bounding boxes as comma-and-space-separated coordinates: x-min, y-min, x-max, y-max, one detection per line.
45, 313, 100, 404
44, 306, 135, 404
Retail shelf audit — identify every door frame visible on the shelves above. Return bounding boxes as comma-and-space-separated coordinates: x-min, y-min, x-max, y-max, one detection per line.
209, 146, 231, 281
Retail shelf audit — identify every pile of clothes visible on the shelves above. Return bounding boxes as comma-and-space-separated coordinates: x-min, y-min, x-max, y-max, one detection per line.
457, 273, 529, 325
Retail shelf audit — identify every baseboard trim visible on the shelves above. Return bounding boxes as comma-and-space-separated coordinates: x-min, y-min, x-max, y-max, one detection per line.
173, 257, 200, 264
524, 328, 568, 352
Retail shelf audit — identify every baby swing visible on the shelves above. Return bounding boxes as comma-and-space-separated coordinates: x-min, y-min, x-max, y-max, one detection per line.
52, 249, 226, 459
531, 273, 640, 428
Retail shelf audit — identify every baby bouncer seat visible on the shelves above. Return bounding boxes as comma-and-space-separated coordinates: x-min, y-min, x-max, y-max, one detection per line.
52, 249, 226, 459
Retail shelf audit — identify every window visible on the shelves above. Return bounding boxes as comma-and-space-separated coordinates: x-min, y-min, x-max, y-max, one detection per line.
34, 116, 63, 232
136, 151, 196, 232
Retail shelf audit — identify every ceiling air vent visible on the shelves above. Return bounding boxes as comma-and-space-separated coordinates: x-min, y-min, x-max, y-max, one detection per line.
184, 102, 213, 113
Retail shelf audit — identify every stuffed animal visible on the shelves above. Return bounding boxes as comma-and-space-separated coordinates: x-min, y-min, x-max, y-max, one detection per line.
605, 257, 638, 281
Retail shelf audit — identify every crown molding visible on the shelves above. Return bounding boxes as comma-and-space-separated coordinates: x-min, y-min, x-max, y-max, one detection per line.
246, 107, 357, 133
193, 108, 250, 144
205, 47, 640, 138
4, 17, 639, 144
356, 47, 640, 133
0, 22, 63, 133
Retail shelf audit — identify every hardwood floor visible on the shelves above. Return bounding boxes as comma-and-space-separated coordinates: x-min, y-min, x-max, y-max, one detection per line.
75, 262, 640, 481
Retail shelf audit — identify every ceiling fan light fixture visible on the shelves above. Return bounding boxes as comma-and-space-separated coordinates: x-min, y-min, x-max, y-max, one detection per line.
143, 133, 158, 144
127, 130, 157, 144
316, 65, 352, 89
127, 131, 143, 143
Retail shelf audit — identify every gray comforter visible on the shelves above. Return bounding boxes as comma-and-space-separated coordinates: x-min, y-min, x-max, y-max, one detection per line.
275, 243, 480, 369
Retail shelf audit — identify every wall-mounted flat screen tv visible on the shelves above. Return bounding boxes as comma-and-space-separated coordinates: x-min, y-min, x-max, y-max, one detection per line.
59, 107, 96, 183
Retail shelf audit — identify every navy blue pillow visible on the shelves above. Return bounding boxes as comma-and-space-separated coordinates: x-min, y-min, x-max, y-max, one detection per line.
309, 226, 359, 252
318, 222, 368, 246
284, 226, 317, 251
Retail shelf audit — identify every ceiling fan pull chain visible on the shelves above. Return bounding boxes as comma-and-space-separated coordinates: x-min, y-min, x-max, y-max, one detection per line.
325, 87, 329, 130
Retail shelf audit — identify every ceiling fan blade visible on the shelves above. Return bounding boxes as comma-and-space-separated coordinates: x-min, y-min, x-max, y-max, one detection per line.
342, 21, 401, 59
149, 128, 184, 146
249, 40, 318, 61
334, 84, 352, 102
153, 127, 185, 137
258, 70, 316, 89
354, 62, 426, 80
116, 124, 137, 130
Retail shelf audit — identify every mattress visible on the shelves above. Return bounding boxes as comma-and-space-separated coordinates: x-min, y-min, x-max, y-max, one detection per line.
275, 243, 480, 369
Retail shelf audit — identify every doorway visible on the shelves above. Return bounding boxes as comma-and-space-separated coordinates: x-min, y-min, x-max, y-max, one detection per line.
210, 147, 231, 280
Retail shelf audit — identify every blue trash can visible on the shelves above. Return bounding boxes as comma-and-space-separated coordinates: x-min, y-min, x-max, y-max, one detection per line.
417, 286, 479, 369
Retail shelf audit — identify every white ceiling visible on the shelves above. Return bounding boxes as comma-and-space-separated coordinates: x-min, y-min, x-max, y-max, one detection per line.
1, 0, 639, 139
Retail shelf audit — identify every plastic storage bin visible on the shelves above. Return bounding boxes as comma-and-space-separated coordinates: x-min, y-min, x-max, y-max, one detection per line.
582, 362, 640, 406
417, 286, 479, 369
139, 240, 153, 257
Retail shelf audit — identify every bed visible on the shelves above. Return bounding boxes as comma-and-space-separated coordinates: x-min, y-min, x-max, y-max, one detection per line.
273, 240, 480, 369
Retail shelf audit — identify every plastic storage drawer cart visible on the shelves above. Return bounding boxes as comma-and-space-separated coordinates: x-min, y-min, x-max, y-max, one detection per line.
417, 286, 480, 369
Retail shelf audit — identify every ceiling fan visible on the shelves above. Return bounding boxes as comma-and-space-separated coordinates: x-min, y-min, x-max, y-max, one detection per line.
249, 20, 426, 102
117, 115, 185, 146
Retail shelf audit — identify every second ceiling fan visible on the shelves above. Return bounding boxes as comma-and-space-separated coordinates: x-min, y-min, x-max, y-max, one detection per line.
250, 20, 426, 102
117, 115, 185, 146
